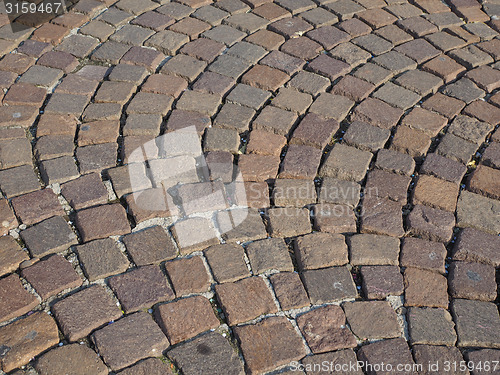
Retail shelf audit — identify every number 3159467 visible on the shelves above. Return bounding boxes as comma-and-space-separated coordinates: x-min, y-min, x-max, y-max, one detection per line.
5, 2, 63, 14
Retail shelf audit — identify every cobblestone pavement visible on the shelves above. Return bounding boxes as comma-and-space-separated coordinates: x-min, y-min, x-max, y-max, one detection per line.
0, 0, 500, 374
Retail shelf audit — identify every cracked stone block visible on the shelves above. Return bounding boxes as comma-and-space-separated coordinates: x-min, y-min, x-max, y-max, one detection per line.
301, 266, 357, 304
343, 301, 400, 340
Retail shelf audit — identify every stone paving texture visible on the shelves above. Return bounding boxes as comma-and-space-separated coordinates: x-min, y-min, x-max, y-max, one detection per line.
0, 0, 499, 374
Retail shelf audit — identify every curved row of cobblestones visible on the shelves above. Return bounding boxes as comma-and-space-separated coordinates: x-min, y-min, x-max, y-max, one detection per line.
0, 0, 499, 374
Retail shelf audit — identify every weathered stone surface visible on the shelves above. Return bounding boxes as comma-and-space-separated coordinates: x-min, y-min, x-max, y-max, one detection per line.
449, 261, 497, 301
452, 299, 500, 348
407, 204, 455, 243
407, 307, 457, 346
52, 285, 122, 342
404, 267, 449, 308
0, 312, 59, 373
297, 305, 356, 353
361, 265, 404, 299
35, 344, 108, 375
311, 203, 357, 234
357, 338, 415, 374
452, 227, 500, 267
266, 207, 311, 237
216, 276, 277, 325
171, 217, 219, 254
294, 232, 348, 270
301, 349, 362, 375
217, 208, 268, 243
204, 243, 250, 283
465, 349, 500, 375
118, 357, 174, 375
234, 316, 306, 375
269, 272, 309, 310
167, 332, 244, 375
343, 301, 401, 340
320, 144, 372, 183
21, 255, 82, 300
413, 345, 468, 375
413, 174, 460, 212
301, 266, 357, 304
0, 274, 38, 324
246, 237, 294, 274
400, 237, 446, 274
348, 234, 400, 266
74, 204, 131, 242
109, 266, 174, 313
75, 238, 130, 281
165, 256, 210, 296
0, 236, 28, 277
456, 191, 500, 235
21, 216, 78, 258
154, 296, 219, 345
92, 312, 169, 371
11, 189, 65, 226
122, 226, 177, 266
